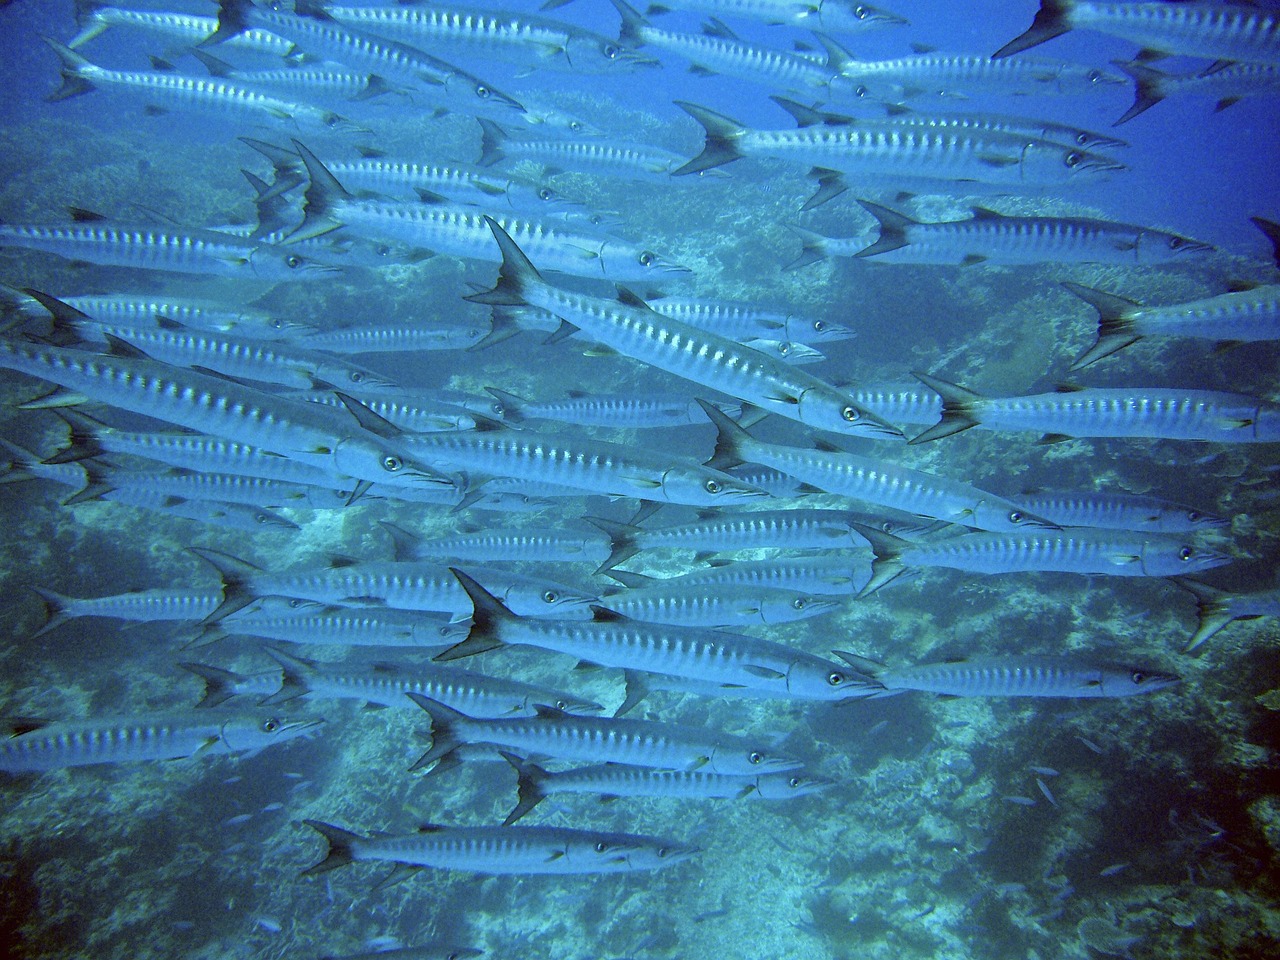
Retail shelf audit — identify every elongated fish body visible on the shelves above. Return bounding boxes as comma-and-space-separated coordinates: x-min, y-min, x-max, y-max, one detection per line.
297, 323, 488, 354
469, 220, 900, 439
626, 0, 908, 33
697, 401, 1055, 532
485, 387, 742, 429
994, 0, 1280, 64
477, 120, 695, 181
1176, 579, 1280, 651
325, 2, 655, 75
303, 820, 694, 875
612, 0, 836, 95
210, 607, 465, 648
383, 523, 611, 566
652, 556, 874, 597
0, 340, 445, 489
409, 695, 803, 773
192, 55, 408, 104
856, 107, 1128, 152
501, 753, 832, 823
912, 373, 1280, 443
193, 550, 599, 621
74, 465, 324, 509
260, 647, 601, 718
43, 40, 354, 132
848, 200, 1212, 266
26, 588, 307, 637
400, 428, 766, 507
52, 294, 312, 338
674, 102, 1124, 186
853, 523, 1230, 593
68, 3, 291, 55
644, 295, 856, 344
834, 52, 1123, 101
849, 383, 943, 425
1010, 491, 1229, 533
1115, 58, 1280, 124
0, 218, 337, 281
835, 654, 1180, 698
208, 0, 524, 118
1065, 282, 1280, 369
597, 584, 840, 627
0, 712, 321, 772
291, 391, 476, 434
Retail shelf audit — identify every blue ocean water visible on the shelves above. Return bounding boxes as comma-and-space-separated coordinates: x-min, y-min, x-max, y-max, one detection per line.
0, 1, 1278, 959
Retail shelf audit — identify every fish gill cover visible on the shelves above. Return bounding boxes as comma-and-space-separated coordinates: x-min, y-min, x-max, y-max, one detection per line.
0, 0, 1277, 959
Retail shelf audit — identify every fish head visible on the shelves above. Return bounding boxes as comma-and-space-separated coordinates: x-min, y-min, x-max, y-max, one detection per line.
1151, 541, 1233, 576
316, 111, 369, 136
1135, 229, 1215, 262
249, 244, 343, 279
823, 2, 910, 30
753, 770, 838, 799
976, 501, 1061, 532
249, 507, 300, 531
497, 577, 599, 619
790, 315, 857, 343
329, 434, 460, 492
311, 363, 400, 395
787, 657, 883, 701
710, 742, 805, 775
1056, 144, 1128, 179
565, 34, 660, 73
220, 713, 325, 752
658, 466, 770, 506
1060, 63, 1127, 93
1062, 127, 1128, 152
606, 243, 691, 279
1099, 665, 1181, 697
517, 102, 607, 138
759, 593, 841, 623
442, 71, 526, 117
743, 338, 825, 366
796, 388, 904, 440
581, 833, 698, 871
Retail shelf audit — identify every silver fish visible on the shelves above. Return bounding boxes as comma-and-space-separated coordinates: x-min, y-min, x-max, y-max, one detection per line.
1010, 490, 1229, 533
1175, 579, 1280, 652
1114, 58, 1280, 124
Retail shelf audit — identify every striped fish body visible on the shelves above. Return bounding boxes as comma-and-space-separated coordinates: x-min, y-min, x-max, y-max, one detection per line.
634, 0, 907, 33
55, 295, 310, 338
213, 608, 465, 648
518, 763, 832, 802
850, 109, 1128, 153
645, 296, 856, 344
1116, 58, 1280, 123
68, 5, 290, 55
1065, 283, 1280, 368
995, 0, 1280, 64
27, 588, 308, 637
392, 527, 611, 565
82, 467, 319, 509
596, 585, 840, 627
477, 122, 693, 180
1010, 491, 1229, 533
297, 323, 488, 354
0, 220, 335, 280
654, 556, 874, 597
293, 391, 476, 433
0, 712, 318, 772
201, 62, 404, 102
836, 52, 1123, 101
410, 697, 802, 773
304, 821, 693, 875
487, 389, 742, 429
845, 655, 1180, 698
850, 383, 943, 424
321, 160, 568, 214
852, 201, 1211, 265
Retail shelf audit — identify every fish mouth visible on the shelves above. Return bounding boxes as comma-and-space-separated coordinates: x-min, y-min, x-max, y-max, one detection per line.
654, 260, 693, 274
755, 756, 806, 773
1087, 134, 1129, 150
1081, 156, 1129, 174
1175, 239, 1216, 256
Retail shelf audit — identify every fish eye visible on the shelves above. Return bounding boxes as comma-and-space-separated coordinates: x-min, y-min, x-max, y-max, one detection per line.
538, 187, 555, 201
1178, 546, 1194, 561
789, 776, 802, 787
1131, 671, 1146, 684
594, 841, 609, 853
1169, 237, 1186, 249
638, 251, 655, 266
1187, 510, 1201, 521
349, 372, 364, 383
749, 751, 764, 764
325, 114, 339, 128
827, 671, 844, 686
704, 478, 721, 494
603, 43, 619, 59
490, 401, 505, 416
381, 455, 403, 472
261, 718, 280, 732
1064, 151, 1082, 168
569, 121, 582, 132
1009, 510, 1024, 523
542, 590, 559, 603
855, 85, 869, 99
289, 598, 307, 608
1076, 132, 1089, 145
792, 597, 806, 610
855, 4, 868, 18
778, 342, 791, 356
475, 84, 491, 99
286, 255, 302, 268
1087, 69, 1102, 82
841, 405, 860, 422
813, 320, 826, 332
554, 699, 567, 709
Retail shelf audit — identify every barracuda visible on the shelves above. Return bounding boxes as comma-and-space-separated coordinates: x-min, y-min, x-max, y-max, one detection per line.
596, 579, 841, 627
303, 820, 695, 876
697, 400, 1057, 532
911, 373, 1280, 443
994, 0, 1280, 64
1064, 281, 1280, 369
291, 390, 477, 434
640, 555, 876, 597
833, 653, 1180, 699
290, 142, 688, 281
468, 219, 900, 438
585, 0, 908, 34
851, 521, 1231, 594
326, 1, 657, 74
190, 49, 407, 104
1175, 579, 1280, 652
0, 339, 449, 490
873, 106, 1128, 151
1009, 490, 1229, 533
501, 754, 833, 824
44, 39, 358, 132
379, 519, 610, 566
1115, 58, 1280, 124
47, 293, 313, 338
0, 711, 321, 772
205, 607, 466, 649
25, 588, 309, 638
800, 199, 1211, 267
476, 119, 697, 181
485, 388, 742, 429
408, 693, 803, 774
67, 1, 292, 55
206, 0, 524, 118
296, 322, 491, 354
644, 294, 857, 344
0, 212, 339, 280
673, 102, 1125, 195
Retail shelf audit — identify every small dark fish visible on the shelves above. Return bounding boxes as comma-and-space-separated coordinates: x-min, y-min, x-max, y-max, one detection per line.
1029, 765, 1059, 777
1003, 795, 1037, 806
1077, 736, 1104, 754
222, 813, 253, 826
867, 719, 891, 736
1099, 862, 1130, 877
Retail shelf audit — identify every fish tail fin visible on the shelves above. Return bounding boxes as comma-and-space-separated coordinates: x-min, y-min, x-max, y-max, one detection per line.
464, 217, 546, 307
1113, 60, 1167, 125
45, 408, 109, 464
672, 102, 744, 175
301, 820, 361, 876
483, 386, 528, 424
475, 118, 509, 167
499, 751, 549, 825
432, 568, 515, 662
377, 519, 423, 563
176, 661, 249, 709
26, 586, 74, 639
288, 139, 350, 242
190, 547, 264, 623
801, 168, 848, 211
609, 0, 648, 46
1250, 216, 1280, 269
783, 225, 831, 271
68, 0, 109, 48
238, 137, 305, 198
405, 694, 466, 771
992, 0, 1072, 59
854, 199, 916, 258
202, 0, 252, 46
909, 372, 983, 443
616, 668, 651, 716
583, 516, 642, 573
1171, 578, 1233, 653
1061, 282, 1142, 370
846, 523, 908, 597
43, 38, 97, 102
259, 646, 316, 705
695, 397, 753, 472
